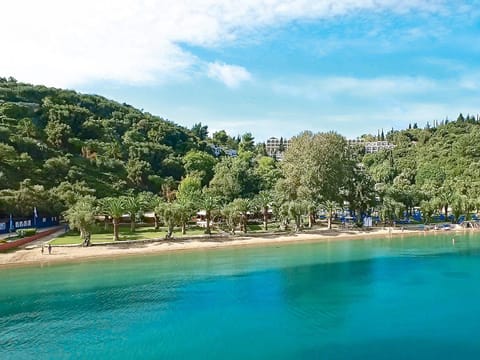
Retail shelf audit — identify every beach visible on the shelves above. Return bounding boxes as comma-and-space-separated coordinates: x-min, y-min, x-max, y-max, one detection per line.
0, 226, 458, 268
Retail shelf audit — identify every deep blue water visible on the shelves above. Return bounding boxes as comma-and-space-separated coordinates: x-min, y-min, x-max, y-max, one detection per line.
1, 233, 480, 359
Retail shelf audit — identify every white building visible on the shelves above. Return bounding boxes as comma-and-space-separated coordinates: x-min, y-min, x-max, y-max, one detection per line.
347, 139, 395, 153
364, 141, 395, 153
265, 137, 291, 160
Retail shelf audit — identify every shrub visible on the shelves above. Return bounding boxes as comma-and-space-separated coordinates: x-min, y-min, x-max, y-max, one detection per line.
16, 228, 37, 238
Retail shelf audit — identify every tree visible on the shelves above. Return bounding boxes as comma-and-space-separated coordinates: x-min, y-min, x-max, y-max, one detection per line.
161, 177, 177, 203
287, 200, 307, 232
276, 202, 290, 231
321, 200, 339, 230
18, 118, 37, 138
50, 181, 96, 211
379, 196, 404, 226
221, 202, 241, 234
122, 194, 147, 232
45, 120, 71, 149
212, 130, 229, 146
255, 156, 281, 191
183, 150, 216, 186
0, 179, 62, 217
64, 196, 96, 244
99, 197, 125, 241
278, 137, 285, 152
145, 194, 163, 230
156, 201, 178, 239
420, 199, 436, 224
174, 198, 195, 235
191, 123, 208, 140
209, 156, 260, 202
239, 132, 255, 153
450, 192, 466, 223
231, 198, 250, 233
434, 181, 455, 220
42, 156, 71, 184
176, 175, 202, 203
305, 200, 318, 228
199, 191, 218, 235
255, 191, 272, 230
344, 165, 376, 219
126, 158, 151, 187
282, 131, 352, 206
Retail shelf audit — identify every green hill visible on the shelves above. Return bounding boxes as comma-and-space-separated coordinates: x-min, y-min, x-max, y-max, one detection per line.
2, 76, 480, 225
0, 78, 207, 216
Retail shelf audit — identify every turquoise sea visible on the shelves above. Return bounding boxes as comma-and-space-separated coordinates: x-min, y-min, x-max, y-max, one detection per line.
1, 233, 480, 359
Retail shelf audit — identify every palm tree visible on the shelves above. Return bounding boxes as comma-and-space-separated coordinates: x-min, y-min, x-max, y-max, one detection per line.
435, 181, 455, 220
231, 198, 250, 233
221, 202, 241, 235
200, 194, 218, 235
288, 200, 307, 232
305, 200, 317, 228
275, 201, 290, 231
99, 197, 125, 241
122, 194, 147, 232
175, 198, 194, 235
255, 191, 272, 231
145, 194, 163, 230
379, 197, 403, 227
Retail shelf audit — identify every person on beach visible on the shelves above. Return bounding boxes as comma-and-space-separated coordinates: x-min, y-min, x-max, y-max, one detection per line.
41, 245, 44, 255
48, 243, 52, 255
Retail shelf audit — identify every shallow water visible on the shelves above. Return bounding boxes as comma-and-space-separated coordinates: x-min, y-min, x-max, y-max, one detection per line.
1, 233, 480, 359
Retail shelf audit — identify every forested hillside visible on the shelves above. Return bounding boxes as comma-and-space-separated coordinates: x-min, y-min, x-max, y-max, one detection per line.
0, 78, 213, 216
364, 116, 480, 222
1, 77, 480, 227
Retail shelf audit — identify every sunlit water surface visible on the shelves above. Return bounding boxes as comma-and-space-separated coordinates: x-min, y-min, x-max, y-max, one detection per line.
1, 233, 480, 359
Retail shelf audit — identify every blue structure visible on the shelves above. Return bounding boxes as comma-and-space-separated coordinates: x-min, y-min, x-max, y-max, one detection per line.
0, 215, 60, 234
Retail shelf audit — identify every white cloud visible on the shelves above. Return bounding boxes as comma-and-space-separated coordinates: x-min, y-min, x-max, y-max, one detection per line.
0, 0, 447, 87
207, 62, 251, 88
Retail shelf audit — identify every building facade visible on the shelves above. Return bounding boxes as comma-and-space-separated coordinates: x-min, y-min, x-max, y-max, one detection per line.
364, 141, 395, 153
265, 137, 291, 160
347, 139, 395, 153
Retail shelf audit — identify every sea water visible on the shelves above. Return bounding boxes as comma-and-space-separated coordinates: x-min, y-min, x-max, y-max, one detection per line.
1, 233, 480, 359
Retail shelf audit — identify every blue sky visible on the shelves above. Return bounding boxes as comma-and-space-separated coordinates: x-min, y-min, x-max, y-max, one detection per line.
2, 0, 480, 141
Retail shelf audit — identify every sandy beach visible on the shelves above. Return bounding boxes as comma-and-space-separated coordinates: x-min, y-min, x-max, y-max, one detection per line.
1, 226, 458, 268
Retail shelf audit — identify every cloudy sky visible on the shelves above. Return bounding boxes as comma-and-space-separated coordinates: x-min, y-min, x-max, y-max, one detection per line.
2, 0, 480, 140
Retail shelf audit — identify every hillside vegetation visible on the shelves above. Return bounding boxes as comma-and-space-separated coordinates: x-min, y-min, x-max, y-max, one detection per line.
1, 77, 480, 230
0, 78, 211, 216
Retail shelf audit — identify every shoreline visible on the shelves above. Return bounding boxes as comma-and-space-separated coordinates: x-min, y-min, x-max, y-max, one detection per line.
0, 227, 471, 269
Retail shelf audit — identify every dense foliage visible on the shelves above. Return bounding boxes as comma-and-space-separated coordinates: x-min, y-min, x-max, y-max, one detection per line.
2, 77, 480, 235
366, 116, 480, 223
0, 78, 217, 217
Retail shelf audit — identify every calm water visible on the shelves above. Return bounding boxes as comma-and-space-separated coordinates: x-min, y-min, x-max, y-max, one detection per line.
2, 233, 480, 359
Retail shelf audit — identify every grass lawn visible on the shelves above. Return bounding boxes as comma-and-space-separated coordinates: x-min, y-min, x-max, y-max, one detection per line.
50, 225, 220, 245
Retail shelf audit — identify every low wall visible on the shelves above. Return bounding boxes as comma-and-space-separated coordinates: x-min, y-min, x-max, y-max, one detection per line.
0, 227, 62, 252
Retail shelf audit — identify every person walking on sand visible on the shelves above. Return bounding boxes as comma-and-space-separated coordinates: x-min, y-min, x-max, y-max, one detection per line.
48, 243, 52, 255
41, 245, 44, 255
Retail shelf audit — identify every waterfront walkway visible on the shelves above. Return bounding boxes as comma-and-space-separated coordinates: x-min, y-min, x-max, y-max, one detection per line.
0, 227, 64, 252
